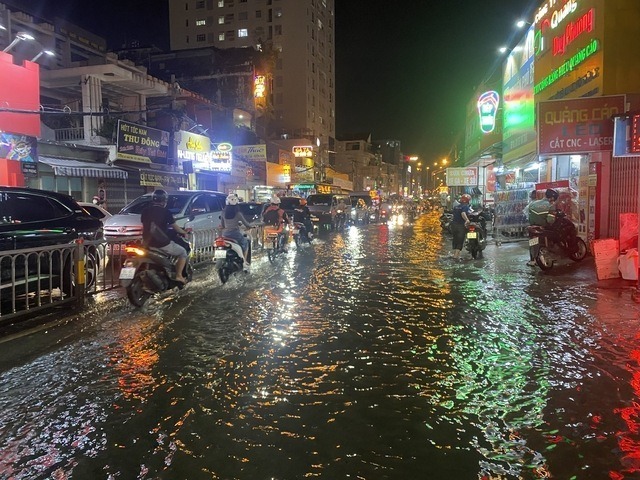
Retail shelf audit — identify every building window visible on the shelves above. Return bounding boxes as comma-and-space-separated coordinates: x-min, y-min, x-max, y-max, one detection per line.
274, 7, 282, 17
256, 10, 262, 18
240, 0, 247, 2
185, 2, 188, 10
218, 16, 225, 24
218, 32, 225, 41
276, 76, 283, 87
275, 25, 282, 35
186, 19, 189, 26
196, 34, 206, 42
238, 11, 248, 20
196, 0, 205, 8
238, 28, 248, 37
196, 19, 206, 26
218, 0, 224, 5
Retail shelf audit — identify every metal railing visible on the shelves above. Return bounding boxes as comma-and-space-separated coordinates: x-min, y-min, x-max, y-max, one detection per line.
0, 225, 267, 324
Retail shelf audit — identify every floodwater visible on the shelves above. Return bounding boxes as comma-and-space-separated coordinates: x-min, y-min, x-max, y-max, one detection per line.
1, 212, 639, 480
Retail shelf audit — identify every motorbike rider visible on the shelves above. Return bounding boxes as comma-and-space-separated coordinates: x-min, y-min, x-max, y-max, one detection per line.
262, 195, 290, 251
526, 189, 560, 266
451, 193, 472, 259
141, 189, 189, 284
220, 193, 254, 270
293, 198, 314, 240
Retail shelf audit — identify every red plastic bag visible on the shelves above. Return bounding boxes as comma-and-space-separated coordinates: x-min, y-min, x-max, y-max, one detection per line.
620, 213, 638, 252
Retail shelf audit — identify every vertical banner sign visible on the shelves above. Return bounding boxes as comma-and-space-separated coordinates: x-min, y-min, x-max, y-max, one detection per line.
478, 91, 500, 133
537, 95, 625, 155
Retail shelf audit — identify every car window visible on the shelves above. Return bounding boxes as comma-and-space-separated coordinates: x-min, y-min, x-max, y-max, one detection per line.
206, 195, 225, 212
189, 195, 210, 215
0, 192, 70, 223
307, 194, 331, 206
82, 205, 107, 219
122, 194, 190, 215
279, 197, 300, 210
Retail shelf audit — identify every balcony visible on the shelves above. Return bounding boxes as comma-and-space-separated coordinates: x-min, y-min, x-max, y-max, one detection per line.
54, 127, 85, 142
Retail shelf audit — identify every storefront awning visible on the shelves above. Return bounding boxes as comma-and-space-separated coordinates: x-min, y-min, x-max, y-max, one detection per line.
502, 152, 539, 171
38, 156, 128, 179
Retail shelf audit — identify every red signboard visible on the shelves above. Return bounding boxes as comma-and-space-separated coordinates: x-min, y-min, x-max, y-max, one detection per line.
538, 95, 625, 155
0, 52, 41, 138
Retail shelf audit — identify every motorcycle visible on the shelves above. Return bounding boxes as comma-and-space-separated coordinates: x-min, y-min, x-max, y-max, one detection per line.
439, 211, 453, 233
379, 208, 389, 224
264, 224, 288, 262
528, 210, 588, 271
119, 236, 193, 307
464, 211, 489, 259
292, 221, 313, 247
214, 233, 251, 283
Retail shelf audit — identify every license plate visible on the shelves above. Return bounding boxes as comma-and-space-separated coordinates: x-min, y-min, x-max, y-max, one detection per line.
119, 267, 137, 280
265, 242, 274, 249
529, 237, 539, 246
466, 232, 477, 239
214, 249, 228, 259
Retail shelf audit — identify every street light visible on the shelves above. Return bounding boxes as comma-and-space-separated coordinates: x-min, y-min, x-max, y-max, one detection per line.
31, 49, 55, 62
2, 31, 35, 53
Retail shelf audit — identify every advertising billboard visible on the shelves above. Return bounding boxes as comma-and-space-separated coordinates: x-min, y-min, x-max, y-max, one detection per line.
176, 130, 233, 174
533, 0, 605, 102
538, 95, 624, 155
116, 120, 170, 164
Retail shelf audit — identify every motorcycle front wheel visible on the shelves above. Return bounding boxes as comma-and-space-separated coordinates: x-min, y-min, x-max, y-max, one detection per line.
127, 276, 151, 307
569, 238, 588, 261
294, 234, 301, 248
267, 243, 277, 262
535, 246, 554, 271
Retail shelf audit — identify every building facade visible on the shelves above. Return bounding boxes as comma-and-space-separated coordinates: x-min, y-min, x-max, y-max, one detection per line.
168, 0, 335, 151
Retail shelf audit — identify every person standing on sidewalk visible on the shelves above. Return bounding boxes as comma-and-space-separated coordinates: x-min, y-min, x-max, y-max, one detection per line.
451, 193, 472, 259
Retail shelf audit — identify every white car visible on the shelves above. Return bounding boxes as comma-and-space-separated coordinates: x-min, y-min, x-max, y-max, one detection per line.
79, 202, 112, 225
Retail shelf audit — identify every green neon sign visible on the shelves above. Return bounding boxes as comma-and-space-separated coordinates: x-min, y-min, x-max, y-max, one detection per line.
534, 39, 599, 95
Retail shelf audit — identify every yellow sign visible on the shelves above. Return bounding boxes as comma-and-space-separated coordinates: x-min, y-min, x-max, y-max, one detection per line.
292, 146, 314, 158
317, 184, 332, 194
254, 75, 266, 98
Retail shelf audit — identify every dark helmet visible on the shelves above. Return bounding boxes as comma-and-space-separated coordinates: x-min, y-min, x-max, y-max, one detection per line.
545, 189, 559, 201
152, 189, 168, 203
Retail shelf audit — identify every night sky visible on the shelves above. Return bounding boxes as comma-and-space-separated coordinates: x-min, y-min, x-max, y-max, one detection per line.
8, 0, 537, 160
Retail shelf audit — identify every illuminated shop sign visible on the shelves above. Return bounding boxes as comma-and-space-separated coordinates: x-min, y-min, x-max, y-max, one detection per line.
176, 130, 233, 173
477, 91, 500, 134
292, 145, 313, 157
534, 39, 599, 94
632, 115, 640, 154
534, 0, 580, 57
254, 75, 266, 98
553, 8, 594, 56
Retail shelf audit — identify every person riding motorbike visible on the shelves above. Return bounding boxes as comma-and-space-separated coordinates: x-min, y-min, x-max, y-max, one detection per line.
140, 189, 189, 284
293, 198, 314, 240
262, 195, 290, 251
451, 193, 472, 259
220, 193, 254, 269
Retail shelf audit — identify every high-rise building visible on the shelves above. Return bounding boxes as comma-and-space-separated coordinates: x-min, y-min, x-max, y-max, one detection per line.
168, 0, 335, 149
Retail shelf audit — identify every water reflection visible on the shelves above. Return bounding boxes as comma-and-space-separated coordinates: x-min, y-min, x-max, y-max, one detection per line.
1, 213, 640, 478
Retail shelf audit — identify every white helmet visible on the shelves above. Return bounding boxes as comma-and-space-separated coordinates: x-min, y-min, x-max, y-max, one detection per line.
270, 194, 281, 205
226, 193, 239, 205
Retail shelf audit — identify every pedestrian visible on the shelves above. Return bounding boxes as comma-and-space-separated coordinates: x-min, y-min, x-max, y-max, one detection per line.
451, 193, 472, 259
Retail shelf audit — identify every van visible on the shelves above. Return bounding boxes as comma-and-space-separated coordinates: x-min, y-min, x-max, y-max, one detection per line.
104, 190, 226, 256
306, 193, 351, 230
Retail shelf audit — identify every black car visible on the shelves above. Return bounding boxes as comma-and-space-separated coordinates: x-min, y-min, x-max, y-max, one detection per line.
0, 187, 103, 298
238, 201, 264, 223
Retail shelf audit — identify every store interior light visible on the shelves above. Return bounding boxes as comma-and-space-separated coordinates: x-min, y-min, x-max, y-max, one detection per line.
524, 164, 540, 172
516, 20, 530, 28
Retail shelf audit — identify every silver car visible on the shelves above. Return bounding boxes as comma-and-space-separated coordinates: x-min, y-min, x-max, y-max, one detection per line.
104, 190, 226, 257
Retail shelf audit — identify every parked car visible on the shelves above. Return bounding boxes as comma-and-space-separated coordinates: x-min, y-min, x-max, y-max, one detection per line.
306, 193, 351, 230
0, 187, 103, 298
103, 190, 227, 257
79, 202, 112, 225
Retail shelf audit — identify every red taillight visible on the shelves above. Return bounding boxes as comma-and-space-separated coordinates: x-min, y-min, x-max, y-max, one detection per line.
468, 225, 476, 231
381, 210, 387, 214
214, 237, 226, 247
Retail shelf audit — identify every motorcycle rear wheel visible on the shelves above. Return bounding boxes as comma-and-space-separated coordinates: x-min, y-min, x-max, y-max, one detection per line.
535, 246, 554, 271
569, 238, 588, 261
127, 276, 151, 307
218, 266, 230, 284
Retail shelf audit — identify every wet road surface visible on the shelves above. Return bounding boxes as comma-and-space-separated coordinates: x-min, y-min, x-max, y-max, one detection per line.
1, 212, 639, 479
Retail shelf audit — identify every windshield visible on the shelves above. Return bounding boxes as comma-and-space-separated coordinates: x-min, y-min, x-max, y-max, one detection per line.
307, 194, 331, 206
120, 195, 190, 215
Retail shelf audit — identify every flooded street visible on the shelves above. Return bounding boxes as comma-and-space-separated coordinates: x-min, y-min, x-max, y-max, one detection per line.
1, 212, 640, 479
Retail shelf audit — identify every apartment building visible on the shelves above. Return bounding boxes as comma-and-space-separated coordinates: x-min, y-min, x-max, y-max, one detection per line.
168, 0, 335, 150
